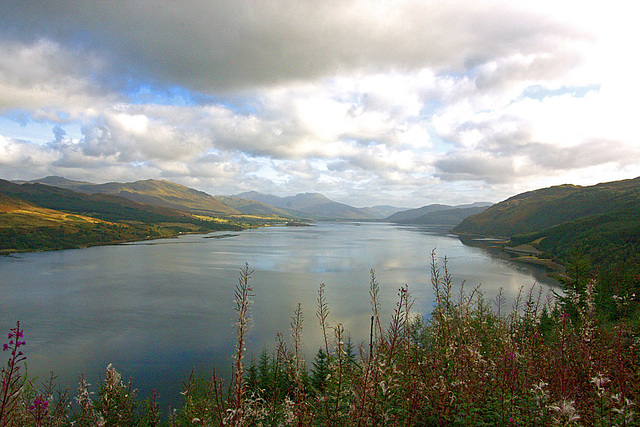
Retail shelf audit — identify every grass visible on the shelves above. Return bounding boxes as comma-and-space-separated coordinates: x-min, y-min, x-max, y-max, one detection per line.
1, 251, 639, 426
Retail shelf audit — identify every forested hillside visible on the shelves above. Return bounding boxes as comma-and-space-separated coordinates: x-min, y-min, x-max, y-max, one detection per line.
454, 177, 640, 323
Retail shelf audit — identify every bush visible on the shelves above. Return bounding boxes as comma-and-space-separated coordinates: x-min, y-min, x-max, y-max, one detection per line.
2, 253, 639, 426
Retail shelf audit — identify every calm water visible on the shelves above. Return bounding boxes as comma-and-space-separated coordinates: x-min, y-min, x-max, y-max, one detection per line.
0, 222, 555, 409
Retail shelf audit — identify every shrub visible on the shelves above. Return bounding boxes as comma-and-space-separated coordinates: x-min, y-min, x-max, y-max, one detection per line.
2, 253, 639, 426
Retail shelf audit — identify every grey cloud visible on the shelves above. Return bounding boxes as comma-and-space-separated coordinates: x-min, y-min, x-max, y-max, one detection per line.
434, 137, 638, 186
1, 0, 582, 93
1, 1, 632, 208
521, 140, 637, 170
439, 112, 637, 178
0, 39, 114, 114
435, 152, 519, 184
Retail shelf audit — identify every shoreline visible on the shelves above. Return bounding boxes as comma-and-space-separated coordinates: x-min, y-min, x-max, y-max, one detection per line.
456, 233, 569, 283
0, 225, 247, 256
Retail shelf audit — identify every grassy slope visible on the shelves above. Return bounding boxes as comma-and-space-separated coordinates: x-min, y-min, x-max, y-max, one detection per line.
454, 177, 640, 238
399, 205, 490, 226
72, 179, 242, 216
215, 195, 297, 217
0, 180, 242, 253
0, 193, 104, 227
453, 177, 640, 293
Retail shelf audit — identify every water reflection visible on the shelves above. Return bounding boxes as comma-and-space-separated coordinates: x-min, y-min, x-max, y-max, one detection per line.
0, 222, 556, 410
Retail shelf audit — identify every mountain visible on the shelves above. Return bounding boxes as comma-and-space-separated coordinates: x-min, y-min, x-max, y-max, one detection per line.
385, 202, 492, 224
214, 196, 298, 217
452, 177, 640, 284
385, 204, 454, 222
0, 179, 242, 253
361, 205, 408, 219
235, 191, 378, 220
0, 191, 103, 227
30, 177, 240, 217
398, 205, 491, 226
453, 178, 640, 238
30, 177, 398, 221
1, 179, 202, 223
20, 176, 94, 187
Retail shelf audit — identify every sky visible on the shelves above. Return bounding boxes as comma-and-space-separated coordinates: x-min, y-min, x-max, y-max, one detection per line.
1, 0, 639, 208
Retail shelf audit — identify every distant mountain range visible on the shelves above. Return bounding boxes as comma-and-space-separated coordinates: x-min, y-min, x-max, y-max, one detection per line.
384, 202, 492, 226
27, 176, 240, 216
3, 174, 640, 283
20, 176, 494, 225
24, 177, 409, 221
235, 191, 400, 220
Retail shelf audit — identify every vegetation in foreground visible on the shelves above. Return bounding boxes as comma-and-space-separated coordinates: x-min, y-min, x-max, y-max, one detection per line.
1, 253, 639, 426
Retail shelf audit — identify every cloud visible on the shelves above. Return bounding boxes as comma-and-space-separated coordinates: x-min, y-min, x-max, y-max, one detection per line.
2, 0, 582, 93
0, 0, 638, 207
0, 39, 114, 117
0, 135, 59, 172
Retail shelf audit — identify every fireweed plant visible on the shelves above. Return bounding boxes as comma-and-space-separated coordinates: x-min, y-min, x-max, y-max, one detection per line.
1, 251, 639, 426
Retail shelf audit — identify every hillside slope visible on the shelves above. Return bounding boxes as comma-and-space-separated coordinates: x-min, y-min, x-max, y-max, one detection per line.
1, 179, 196, 223
453, 177, 640, 292
400, 205, 491, 226
0, 192, 104, 227
215, 196, 297, 217
454, 177, 640, 238
0, 179, 242, 253
385, 204, 452, 222
236, 191, 377, 220
386, 202, 492, 224
44, 178, 241, 216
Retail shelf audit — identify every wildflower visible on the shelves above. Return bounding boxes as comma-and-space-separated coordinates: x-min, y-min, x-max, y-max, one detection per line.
28, 395, 49, 421
549, 399, 580, 424
590, 373, 610, 397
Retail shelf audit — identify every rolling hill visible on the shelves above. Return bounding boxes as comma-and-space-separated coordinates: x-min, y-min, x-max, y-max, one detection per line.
385, 202, 492, 226
453, 177, 640, 289
453, 178, 640, 238
215, 195, 298, 217
31, 177, 398, 221
0, 179, 243, 253
1, 179, 197, 223
31, 177, 241, 216
398, 205, 491, 226
0, 192, 104, 227
235, 191, 379, 220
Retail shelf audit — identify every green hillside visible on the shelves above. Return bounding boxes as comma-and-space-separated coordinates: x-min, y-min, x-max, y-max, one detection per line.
454, 177, 640, 237
401, 205, 490, 226
215, 195, 297, 217
236, 191, 378, 220
0, 180, 242, 253
453, 177, 640, 323
64, 178, 241, 216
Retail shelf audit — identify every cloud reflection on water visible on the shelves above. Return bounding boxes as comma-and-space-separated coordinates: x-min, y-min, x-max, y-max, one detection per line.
0, 222, 556, 409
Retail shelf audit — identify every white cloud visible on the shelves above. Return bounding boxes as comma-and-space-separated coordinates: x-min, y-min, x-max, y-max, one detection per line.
0, 0, 638, 207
